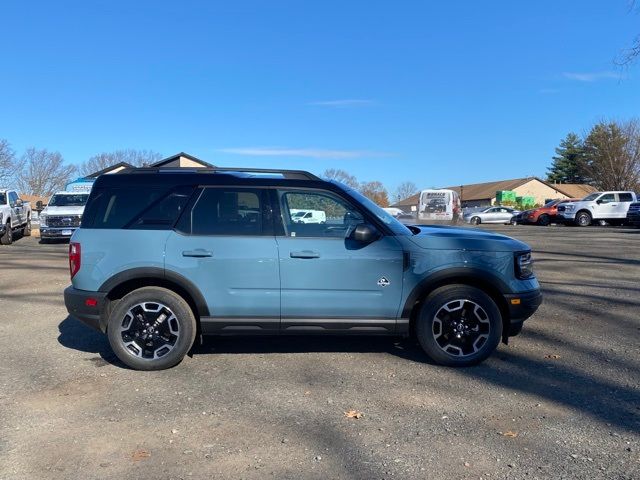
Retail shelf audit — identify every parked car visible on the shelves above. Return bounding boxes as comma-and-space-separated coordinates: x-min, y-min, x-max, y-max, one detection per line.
64, 167, 541, 370
558, 191, 638, 227
39, 191, 89, 242
292, 209, 326, 224
626, 201, 640, 227
0, 189, 32, 245
464, 206, 521, 225
517, 198, 581, 225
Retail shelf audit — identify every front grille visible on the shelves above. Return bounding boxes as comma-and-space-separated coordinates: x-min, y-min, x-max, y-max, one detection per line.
47, 215, 81, 227
628, 203, 640, 212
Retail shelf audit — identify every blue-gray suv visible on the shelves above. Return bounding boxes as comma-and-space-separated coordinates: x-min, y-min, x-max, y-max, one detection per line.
64, 167, 542, 370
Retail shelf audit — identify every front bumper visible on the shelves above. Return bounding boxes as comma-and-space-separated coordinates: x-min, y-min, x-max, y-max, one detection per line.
503, 289, 542, 339
41, 227, 78, 238
64, 286, 108, 332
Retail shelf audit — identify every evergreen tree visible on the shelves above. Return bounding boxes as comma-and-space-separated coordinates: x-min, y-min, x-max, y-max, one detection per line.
547, 133, 588, 184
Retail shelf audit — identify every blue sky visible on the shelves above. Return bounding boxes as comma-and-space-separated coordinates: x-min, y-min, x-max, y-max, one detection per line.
1, 0, 639, 197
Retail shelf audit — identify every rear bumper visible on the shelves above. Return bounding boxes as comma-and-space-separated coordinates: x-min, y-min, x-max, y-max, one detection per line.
64, 286, 108, 332
41, 227, 78, 238
503, 289, 542, 337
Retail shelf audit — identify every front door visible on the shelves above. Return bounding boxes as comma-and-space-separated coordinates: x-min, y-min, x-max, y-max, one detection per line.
165, 187, 280, 333
8, 192, 23, 227
594, 193, 618, 219
274, 188, 404, 334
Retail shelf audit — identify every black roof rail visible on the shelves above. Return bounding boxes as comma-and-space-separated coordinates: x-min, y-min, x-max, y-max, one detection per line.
118, 166, 320, 180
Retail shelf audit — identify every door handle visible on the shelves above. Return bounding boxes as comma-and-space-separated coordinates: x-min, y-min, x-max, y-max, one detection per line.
290, 250, 320, 259
182, 249, 213, 258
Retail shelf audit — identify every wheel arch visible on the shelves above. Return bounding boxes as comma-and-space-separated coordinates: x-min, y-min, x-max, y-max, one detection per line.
402, 269, 511, 339
99, 268, 209, 327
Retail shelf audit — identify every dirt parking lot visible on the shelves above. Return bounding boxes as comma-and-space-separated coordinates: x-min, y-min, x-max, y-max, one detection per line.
0, 225, 638, 480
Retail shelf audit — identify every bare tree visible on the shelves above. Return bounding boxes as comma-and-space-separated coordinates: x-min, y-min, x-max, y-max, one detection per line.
582, 119, 640, 191
616, 1, 640, 65
0, 139, 19, 187
16, 148, 77, 196
79, 149, 163, 177
359, 181, 390, 207
322, 168, 359, 189
395, 181, 418, 202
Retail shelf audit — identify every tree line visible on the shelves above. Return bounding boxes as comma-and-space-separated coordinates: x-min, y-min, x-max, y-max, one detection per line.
322, 169, 419, 207
547, 119, 640, 191
0, 139, 162, 197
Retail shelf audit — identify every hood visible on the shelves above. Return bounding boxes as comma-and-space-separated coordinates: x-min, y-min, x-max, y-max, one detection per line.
42, 205, 85, 216
406, 224, 530, 252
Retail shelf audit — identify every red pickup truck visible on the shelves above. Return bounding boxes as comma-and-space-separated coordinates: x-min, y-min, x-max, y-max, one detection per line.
519, 198, 581, 225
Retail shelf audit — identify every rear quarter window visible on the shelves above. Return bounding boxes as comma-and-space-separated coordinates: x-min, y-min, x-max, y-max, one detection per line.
82, 186, 194, 229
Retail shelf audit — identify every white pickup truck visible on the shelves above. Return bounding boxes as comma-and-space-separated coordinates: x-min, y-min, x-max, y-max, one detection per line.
0, 189, 32, 245
39, 191, 89, 242
558, 191, 638, 226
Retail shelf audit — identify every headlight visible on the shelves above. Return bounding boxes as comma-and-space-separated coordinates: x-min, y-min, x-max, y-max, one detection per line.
565, 204, 575, 212
40, 214, 47, 227
515, 252, 534, 279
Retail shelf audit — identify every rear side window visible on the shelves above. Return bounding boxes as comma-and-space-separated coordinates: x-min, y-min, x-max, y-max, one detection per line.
618, 193, 633, 202
82, 186, 194, 229
177, 188, 264, 236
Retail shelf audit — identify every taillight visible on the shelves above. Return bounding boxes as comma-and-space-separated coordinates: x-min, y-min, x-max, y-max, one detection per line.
69, 242, 81, 279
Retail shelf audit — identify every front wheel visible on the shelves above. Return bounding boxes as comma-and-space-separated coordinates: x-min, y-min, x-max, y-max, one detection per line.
537, 214, 550, 226
1, 222, 12, 245
416, 285, 503, 367
107, 287, 197, 370
470, 216, 481, 225
22, 217, 32, 236
575, 211, 592, 227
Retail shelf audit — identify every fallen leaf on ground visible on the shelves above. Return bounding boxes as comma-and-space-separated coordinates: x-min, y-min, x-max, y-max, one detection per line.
501, 431, 518, 438
344, 410, 364, 419
131, 449, 151, 461
544, 354, 561, 359
304, 391, 311, 396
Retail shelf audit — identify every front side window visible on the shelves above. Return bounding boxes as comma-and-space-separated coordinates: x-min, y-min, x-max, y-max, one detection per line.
279, 190, 363, 238
9, 191, 18, 206
599, 194, 615, 204
183, 188, 264, 236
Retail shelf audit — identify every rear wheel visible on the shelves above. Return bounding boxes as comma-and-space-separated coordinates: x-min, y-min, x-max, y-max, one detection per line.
107, 287, 197, 370
1, 221, 12, 245
575, 211, 592, 227
415, 285, 503, 367
537, 214, 550, 226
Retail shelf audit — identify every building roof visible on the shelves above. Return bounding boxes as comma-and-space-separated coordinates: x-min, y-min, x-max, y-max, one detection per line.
149, 152, 215, 168
20, 194, 49, 206
391, 176, 596, 206
85, 162, 135, 178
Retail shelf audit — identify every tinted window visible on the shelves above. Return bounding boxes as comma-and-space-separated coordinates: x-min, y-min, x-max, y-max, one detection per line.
83, 187, 193, 229
48, 194, 89, 206
279, 190, 363, 238
184, 188, 264, 236
128, 187, 193, 230
599, 194, 615, 204
8, 191, 18, 205
618, 193, 633, 202
0, 193, 5, 204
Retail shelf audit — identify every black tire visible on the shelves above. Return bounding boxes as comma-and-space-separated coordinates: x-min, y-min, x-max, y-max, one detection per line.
1, 221, 12, 245
509, 217, 518, 225
537, 214, 550, 226
107, 287, 197, 370
22, 216, 32, 236
39, 238, 49, 244
470, 216, 481, 226
415, 285, 503, 367
575, 211, 592, 227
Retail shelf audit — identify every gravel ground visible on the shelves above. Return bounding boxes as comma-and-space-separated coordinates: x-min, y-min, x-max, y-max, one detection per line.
0, 226, 638, 480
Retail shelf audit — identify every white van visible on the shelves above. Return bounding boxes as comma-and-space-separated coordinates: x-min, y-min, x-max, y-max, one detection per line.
418, 189, 461, 223
292, 209, 327, 224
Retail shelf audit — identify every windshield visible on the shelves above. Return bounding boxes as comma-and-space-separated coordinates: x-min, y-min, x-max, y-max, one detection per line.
0, 193, 5, 204
582, 193, 600, 201
292, 212, 306, 217
335, 182, 412, 236
48, 194, 89, 207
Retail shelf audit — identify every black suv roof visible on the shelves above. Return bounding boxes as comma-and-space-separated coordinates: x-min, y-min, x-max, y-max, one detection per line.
92, 167, 332, 190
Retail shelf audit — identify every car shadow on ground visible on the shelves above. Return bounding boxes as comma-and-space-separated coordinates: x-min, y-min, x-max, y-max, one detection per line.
57, 316, 124, 367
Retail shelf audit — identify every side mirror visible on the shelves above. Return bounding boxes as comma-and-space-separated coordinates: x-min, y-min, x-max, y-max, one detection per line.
36, 201, 43, 210
352, 224, 380, 244
596, 199, 602, 204
15, 199, 23, 207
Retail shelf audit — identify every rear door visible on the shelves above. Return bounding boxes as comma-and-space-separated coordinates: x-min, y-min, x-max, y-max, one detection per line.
274, 188, 404, 334
164, 187, 281, 333
615, 193, 635, 218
